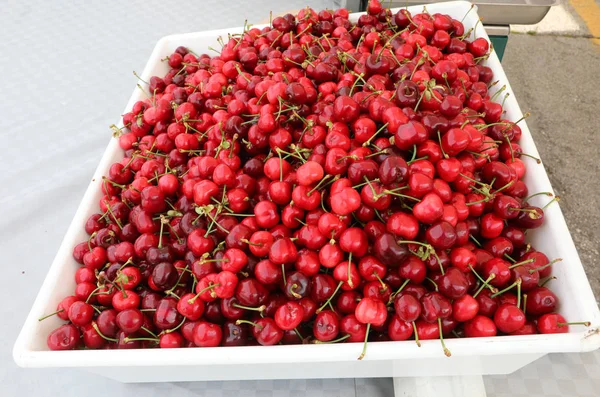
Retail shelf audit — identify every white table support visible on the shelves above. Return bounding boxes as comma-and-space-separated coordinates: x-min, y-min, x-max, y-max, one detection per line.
393, 375, 487, 397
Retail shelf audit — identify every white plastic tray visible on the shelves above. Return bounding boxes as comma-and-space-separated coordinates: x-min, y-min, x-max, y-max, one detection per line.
13, 0, 600, 385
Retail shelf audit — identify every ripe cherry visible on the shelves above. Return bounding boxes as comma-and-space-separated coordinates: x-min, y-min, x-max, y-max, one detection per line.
47, 324, 80, 350
274, 301, 305, 330
464, 315, 497, 337
494, 304, 526, 334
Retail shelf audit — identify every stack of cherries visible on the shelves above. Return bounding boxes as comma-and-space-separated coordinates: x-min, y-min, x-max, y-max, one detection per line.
45, 0, 589, 358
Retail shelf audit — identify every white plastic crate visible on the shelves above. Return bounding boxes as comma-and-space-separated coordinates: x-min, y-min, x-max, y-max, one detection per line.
13, 0, 600, 387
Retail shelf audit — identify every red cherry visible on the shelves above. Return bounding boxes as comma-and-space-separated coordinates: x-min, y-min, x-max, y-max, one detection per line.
464, 315, 497, 337
193, 321, 223, 347
452, 294, 479, 322
47, 324, 80, 350
331, 187, 362, 216
536, 313, 567, 334
494, 303, 526, 333
355, 297, 387, 326
388, 316, 414, 341
413, 193, 444, 224
394, 292, 422, 322
269, 237, 298, 264
274, 301, 305, 331
313, 310, 340, 342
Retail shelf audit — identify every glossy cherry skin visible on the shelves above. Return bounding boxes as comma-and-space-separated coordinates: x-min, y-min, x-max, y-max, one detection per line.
420, 292, 452, 322
526, 287, 558, 315
537, 313, 569, 334
452, 294, 479, 322
193, 321, 223, 347
313, 310, 340, 342
388, 316, 414, 341
355, 297, 387, 326
373, 233, 409, 267
154, 297, 183, 330
394, 292, 422, 322
439, 267, 469, 299
47, 324, 80, 350
222, 320, 249, 347
464, 315, 497, 337
425, 221, 457, 250
252, 317, 284, 345
494, 304, 526, 334
340, 314, 368, 342
274, 301, 305, 330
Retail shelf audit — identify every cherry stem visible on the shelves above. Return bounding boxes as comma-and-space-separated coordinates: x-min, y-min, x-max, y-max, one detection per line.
188, 283, 218, 303
413, 87, 427, 112
389, 279, 411, 304
542, 196, 560, 210
281, 263, 287, 285
409, 145, 418, 163
124, 336, 159, 343
347, 252, 354, 288
523, 192, 553, 202
92, 323, 118, 343
157, 216, 166, 248
398, 241, 443, 275
522, 294, 528, 315
459, 173, 487, 187
290, 284, 302, 299
472, 269, 496, 298
133, 71, 149, 85
530, 258, 562, 274
413, 322, 421, 347
373, 273, 388, 292
438, 318, 451, 357
357, 323, 371, 361
520, 152, 541, 164
470, 235, 482, 247
490, 85, 506, 102
141, 326, 159, 338
308, 174, 333, 196
317, 281, 344, 313
235, 319, 263, 330
558, 321, 591, 327
425, 277, 438, 292
85, 286, 104, 303
508, 258, 535, 269
353, 178, 380, 189
362, 122, 389, 147
364, 176, 378, 198
491, 278, 521, 298
540, 276, 557, 287
277, 150, 283, 182
38, 309, 64, 322
233, 303, 266, 312
511, 112, 531, 126
461, 4, 476, 23
383, 190, 421, 202
349, 73, 365, 96
437, 130, 448, 159
365, 149, 390, 159
517, 278, 522, 308
314, 334, 351, 344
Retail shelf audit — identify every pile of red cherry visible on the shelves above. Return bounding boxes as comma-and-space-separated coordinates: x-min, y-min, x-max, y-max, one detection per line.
45, 0, 590, 358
